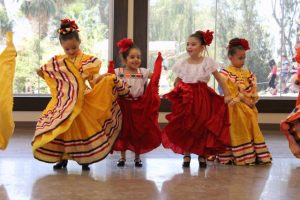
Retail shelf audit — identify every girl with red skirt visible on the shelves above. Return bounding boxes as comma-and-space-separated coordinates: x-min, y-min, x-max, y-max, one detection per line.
162, 30, 232, 168
112, 38, 162, 167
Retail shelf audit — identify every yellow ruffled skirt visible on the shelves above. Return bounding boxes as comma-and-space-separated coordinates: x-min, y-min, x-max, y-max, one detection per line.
219, 103, 272, 165
32, 57, 128, 164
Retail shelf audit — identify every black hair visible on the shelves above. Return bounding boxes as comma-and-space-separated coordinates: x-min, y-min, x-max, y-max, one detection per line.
189, 32, 205, 45
58, 22, 80, 43
227, 38, 245, 56
269, 59, 276, 67
120, 45, 141, 60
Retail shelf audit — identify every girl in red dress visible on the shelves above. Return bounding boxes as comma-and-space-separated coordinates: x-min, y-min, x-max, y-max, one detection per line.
112, 38, 162, 167
162, 30, 232, 168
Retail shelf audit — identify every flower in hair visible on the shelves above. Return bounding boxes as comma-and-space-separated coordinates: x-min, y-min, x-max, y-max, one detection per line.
117, 38, 134, 54
57, 18, 79, 35
198, 30, 214, 46
240, 38, 250, 51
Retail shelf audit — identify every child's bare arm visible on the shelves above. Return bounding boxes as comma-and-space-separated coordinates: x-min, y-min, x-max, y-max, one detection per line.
174, 77, 182, 87
89, 73, 112, 87
212, 71, 232, 103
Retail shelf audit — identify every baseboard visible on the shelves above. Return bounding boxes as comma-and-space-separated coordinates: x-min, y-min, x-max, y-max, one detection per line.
15, 122, 280, 132
259, 123, 280, 131
15, 121, 36, 129
160, 123, 280, 131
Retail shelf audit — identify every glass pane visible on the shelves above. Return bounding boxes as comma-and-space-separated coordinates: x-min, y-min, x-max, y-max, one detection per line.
1, 0, 110, 95
149, 0, 300, 98
216, 0, 300, 98
149, 0, 216, 95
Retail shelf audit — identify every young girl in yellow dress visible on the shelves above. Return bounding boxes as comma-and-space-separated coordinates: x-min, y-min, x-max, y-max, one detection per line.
33, 19, 129, 170
218, 38, 272, 165
0, 32, 16, 150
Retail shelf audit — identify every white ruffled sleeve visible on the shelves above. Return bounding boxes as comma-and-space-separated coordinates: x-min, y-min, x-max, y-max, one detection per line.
205, 57, 219, 74
171, 60, 183, 78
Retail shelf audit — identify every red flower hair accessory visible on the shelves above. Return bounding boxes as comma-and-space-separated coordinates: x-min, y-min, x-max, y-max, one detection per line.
57, 18, 79, 35
239, 38, 250, 51
197, 30, 214, 46
117, 38, 134, 54
227, 38, 250, 51
296, 47, 300, 64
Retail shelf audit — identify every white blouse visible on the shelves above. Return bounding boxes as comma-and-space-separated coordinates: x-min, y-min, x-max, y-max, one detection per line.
115, 68, 150, 98
172, 57, 218, 83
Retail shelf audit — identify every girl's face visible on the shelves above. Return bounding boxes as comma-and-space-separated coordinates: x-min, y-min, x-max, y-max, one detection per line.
186, 36, 204, 57
229, 49, 246, 68
61, 38, 81, 58
125, 48, 141, 70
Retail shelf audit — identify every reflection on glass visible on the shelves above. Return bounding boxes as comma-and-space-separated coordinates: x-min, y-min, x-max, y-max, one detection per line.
149, 0, 300, 97
0, 0, 109, 95
0, 185, 9, 200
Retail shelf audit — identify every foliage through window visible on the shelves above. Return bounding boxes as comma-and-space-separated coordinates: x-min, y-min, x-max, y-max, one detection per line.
0, 0, 109, 95
149, 0, 300, 97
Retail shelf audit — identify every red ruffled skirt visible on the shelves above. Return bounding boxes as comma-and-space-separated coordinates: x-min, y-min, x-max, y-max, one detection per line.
113, 97, 161, 154
162, 81, 230, 156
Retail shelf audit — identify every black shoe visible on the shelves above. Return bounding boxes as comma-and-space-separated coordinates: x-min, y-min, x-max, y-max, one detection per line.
199, 161, 207, 168
82, 164, 90, 171
117, 159, 126, 167
182, 155, 191, 168
198, 157, 207, 168
53, 160, 68, 170
256, 160, 272, 165
134, 158, 143, 167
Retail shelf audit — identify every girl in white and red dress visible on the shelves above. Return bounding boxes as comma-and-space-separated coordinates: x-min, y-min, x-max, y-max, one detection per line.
112, 38, 162, 167
162, 30, 232, 168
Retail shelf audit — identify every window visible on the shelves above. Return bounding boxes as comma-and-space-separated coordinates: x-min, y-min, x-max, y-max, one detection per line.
0, 0, 110, 95
149, 0, 300, 98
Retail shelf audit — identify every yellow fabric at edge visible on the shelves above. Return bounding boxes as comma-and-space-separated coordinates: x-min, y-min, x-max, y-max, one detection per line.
0, 32, 17, 150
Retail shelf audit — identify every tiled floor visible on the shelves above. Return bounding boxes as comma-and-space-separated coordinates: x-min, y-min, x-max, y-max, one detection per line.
0, 128, 299, 200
